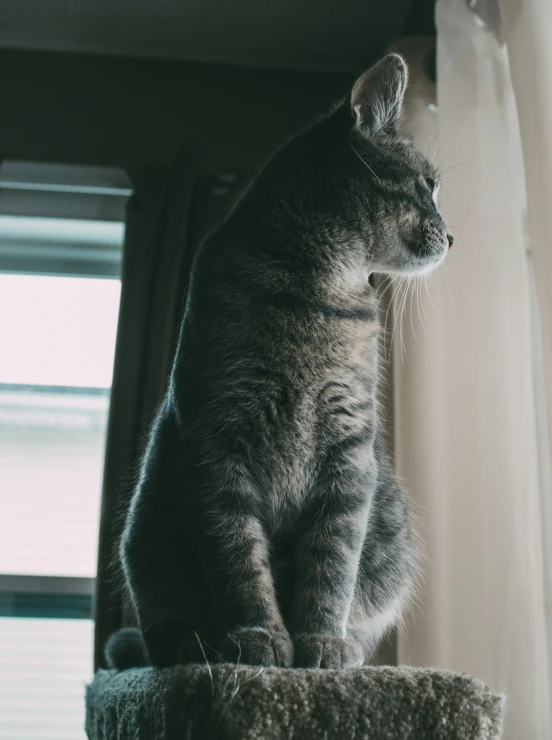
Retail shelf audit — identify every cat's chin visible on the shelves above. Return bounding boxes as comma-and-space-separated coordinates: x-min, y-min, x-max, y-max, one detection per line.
408, 253, 447, 276
376, 253, 447, 278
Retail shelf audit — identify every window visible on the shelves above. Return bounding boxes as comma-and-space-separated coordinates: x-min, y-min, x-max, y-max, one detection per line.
0, 163, 130, 740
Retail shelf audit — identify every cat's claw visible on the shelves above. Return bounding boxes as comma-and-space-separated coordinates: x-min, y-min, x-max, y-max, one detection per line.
294, 633, 364, 669
223, 626, 294, 667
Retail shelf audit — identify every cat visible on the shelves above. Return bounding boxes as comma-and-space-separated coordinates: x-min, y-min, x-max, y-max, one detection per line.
106, 53, 452, 671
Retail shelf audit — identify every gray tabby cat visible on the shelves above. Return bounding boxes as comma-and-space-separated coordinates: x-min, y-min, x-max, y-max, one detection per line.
106, 54, 452, 671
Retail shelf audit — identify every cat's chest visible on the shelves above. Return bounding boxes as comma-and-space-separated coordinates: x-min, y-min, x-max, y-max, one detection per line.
309, 317, 379, 421
315, 367, 376, 438
259, 374, 377, 533
282, 316, 379, 444
258, 324, 379, 527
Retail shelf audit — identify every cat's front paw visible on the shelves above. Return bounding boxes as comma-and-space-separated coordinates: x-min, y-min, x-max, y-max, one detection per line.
223, 626, 294, 667
294, 633, 363, 669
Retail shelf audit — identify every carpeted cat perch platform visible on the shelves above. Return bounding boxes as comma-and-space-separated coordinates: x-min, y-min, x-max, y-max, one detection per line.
86, 664, 505, 739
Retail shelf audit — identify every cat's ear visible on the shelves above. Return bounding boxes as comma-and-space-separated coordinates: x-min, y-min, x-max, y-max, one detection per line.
350, 54, 408, 135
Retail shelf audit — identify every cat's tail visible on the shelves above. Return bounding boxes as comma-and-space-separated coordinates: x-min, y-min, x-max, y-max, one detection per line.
104, 627, 148, 670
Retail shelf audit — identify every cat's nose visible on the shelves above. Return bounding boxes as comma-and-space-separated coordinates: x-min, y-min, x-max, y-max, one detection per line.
447, 233, 454, 249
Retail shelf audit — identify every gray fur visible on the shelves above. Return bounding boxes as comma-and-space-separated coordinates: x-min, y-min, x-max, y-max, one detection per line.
111, 54, 452, 670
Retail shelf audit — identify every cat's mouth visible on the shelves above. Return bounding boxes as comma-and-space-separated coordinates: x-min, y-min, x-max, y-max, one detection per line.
406, 221, 449, 255
404, 238, 447, 259
400, 235, 448, 275
403, 219, 451, 264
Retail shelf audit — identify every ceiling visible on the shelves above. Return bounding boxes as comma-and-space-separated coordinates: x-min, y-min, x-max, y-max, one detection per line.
0, 0, 432, 73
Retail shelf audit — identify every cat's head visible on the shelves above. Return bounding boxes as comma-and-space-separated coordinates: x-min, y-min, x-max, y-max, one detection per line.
239, 54, 452, 278
341, 54, 452, 276
258, 54, 452, 277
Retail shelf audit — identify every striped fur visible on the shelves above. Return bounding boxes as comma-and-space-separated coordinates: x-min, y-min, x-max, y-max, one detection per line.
114, 54, 451, 670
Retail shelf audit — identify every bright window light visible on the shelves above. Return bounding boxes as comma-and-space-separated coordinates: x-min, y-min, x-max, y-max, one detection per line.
0, 274, 122, 577
0, 274, 120, 388
0, 169, 129, 740
0, 617, 94, 740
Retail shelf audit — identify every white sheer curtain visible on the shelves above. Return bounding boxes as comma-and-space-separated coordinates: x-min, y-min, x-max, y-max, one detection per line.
393, 2, 552, 737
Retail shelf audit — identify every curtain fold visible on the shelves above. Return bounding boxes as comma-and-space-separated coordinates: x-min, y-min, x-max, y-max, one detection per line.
499, 0, 552, 691
393, 5, 552, 736
500, 0, 552, 452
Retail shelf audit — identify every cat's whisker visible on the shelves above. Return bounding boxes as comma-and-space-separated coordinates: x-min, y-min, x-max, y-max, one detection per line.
194, 631, 214, 699
420, 277, 431, 328
376, 275, 396, 299
423, 272, 437, 314
401, 278, 414, 362
396, 278, 411, 363
382, 277, 398, 358
425, 124, 441, 165
443, 263, 472, 308
408, 279, 421, 349
440, 162, 466, 178
442, 266, 457, 316
398, 278, 411, 362
415, 278, 428, 337
415, 277, 422, 329
389, 278, 408, 362
429, 125, 446, 166
376, 275, 396, 306
421, 276, 429, 314
383, 276, 404, 359
444, 257, 473, 306
347, 142, 382, 182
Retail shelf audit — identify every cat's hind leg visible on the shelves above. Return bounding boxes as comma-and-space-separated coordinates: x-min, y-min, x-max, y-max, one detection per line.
120, 407, 218, 667
347, 475, 416, 664
124, 544, 217, 668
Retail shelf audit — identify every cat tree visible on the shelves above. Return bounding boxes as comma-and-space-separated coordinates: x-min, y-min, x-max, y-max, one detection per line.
86, 662, 504, 739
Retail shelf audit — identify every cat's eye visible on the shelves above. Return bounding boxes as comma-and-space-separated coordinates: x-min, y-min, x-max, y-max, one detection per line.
424, 176, 436, 192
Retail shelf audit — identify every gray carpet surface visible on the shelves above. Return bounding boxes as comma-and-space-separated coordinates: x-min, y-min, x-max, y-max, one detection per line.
86, 664, 505, 740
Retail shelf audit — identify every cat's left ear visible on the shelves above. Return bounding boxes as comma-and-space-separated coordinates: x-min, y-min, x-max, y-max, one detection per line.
351, 54, 408, 135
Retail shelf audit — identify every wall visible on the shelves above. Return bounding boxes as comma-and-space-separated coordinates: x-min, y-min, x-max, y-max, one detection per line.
0, 50, 353, 173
